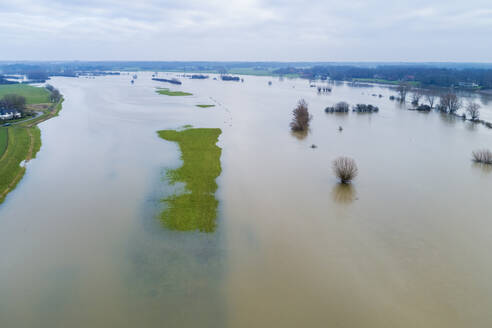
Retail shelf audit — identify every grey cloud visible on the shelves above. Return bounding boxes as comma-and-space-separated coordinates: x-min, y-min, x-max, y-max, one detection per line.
0, 0, 491, 61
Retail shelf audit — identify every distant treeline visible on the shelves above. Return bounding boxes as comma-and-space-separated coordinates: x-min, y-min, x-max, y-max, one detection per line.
0, 76, 17, 85
0, 64, 120, 84
273, 65, 492, 90
3, 62, 492, 89
152, 78, 182, 85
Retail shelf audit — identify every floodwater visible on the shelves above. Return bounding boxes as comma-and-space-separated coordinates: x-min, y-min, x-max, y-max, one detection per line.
0, 73, 491, 328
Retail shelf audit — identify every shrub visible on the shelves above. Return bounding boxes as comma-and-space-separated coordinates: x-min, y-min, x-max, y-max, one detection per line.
290, 99, 312, 131
333, 157, 358, 183
472, 149, 492, 164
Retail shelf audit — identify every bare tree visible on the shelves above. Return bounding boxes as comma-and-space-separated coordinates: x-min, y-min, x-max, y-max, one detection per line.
396, 82, 410, 102
333, 157, 358, 184
425, 91, 438, 108
466, 101, 480, 121
411, 89, 423, 106
290, 99, 312, 131
472, 149, 492, 164
439, 93, 462, 114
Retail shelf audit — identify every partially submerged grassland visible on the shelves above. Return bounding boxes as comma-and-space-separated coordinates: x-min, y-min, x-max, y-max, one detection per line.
157, 127, 222, 232
0, 127, 39, 203
156, 88, 193, 96
0, 84, 62, 204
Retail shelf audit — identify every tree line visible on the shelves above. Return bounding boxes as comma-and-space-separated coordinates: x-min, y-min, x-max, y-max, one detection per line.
273, 65, 492, 89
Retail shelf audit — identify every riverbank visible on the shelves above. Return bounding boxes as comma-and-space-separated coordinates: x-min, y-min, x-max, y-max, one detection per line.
0, 84, 63, 204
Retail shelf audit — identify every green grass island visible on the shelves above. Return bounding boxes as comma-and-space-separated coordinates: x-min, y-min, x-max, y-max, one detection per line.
156, 88, 193, 96
157, 127, 222, 232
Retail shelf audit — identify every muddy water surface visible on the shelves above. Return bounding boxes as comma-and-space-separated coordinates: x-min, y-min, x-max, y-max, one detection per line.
0, 73, 491, 328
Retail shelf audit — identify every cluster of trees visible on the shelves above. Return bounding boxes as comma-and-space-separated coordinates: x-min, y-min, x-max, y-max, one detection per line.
325, 102, 379, 113
0, 94, 26, 112
152, 78, 182, 85
353, 104, 379, 113
45, 84, 62, 102
437, 94, 462, 114
394, 83, 483, 121
325, 102, 350, 113
221, 75, 240, 81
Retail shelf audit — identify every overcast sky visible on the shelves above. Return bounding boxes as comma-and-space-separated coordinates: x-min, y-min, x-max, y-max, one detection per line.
1, 0, 491, 62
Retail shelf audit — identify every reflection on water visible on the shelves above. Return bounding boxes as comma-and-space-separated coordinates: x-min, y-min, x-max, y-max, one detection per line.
438, 111, 461, 125
472, 162, 492, 174
332, 183, 356, 204
290, 129, 309, 140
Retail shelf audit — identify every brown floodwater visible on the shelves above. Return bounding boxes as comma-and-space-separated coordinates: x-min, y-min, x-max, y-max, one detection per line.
0, 73, 491, 328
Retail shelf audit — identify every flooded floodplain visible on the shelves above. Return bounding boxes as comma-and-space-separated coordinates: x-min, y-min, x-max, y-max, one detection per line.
0, 73, 491, 328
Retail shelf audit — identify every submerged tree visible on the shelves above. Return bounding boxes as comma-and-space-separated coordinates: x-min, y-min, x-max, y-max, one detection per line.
466, 101, 481, 121
472, 149, 492, 164
411, 89, 423, 106
396, 82, 410, 102
325, 101, 350, 113
0, 94, 26, 113
333, 157, 358, 184
290, 99, 312, 132
439, 93, 462, 114
425, 90, 438, 108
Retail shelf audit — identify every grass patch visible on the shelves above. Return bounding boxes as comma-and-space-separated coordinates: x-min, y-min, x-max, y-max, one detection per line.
157, 127, 222, 232
0, 84, 51, 104
196, 104, 215, 108
0, 128, 7, 158
156, 88, 193, 97
352, 78, 420, 87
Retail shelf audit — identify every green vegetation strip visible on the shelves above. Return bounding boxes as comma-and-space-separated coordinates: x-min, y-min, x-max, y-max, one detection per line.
157, 127, 222, 232
196, 104, 215, 108
0, 84, 51, 104
156, 88, 193, 96
0, 128, 7, 158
